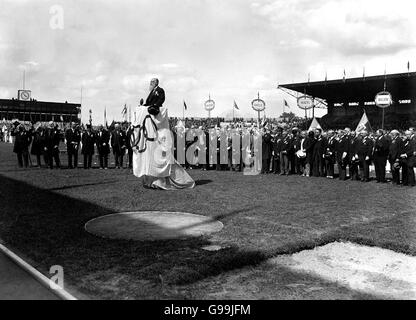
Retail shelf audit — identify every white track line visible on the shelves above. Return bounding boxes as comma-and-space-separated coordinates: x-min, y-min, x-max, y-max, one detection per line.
0, 243, 77, 300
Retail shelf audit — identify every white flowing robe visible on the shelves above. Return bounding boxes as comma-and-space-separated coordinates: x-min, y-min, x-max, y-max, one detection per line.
132, 106, 195, 190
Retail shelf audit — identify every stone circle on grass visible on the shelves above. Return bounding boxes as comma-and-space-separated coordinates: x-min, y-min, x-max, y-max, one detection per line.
85, 211, 223, 241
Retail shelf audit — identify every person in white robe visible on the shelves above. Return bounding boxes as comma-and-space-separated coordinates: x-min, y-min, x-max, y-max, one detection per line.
131, 78, 195, 190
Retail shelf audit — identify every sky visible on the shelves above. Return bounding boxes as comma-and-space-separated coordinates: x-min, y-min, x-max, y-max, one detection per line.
0, 0, 415, 123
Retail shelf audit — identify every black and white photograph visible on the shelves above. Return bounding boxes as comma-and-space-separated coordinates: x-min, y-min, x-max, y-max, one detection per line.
0, 0, 416, 308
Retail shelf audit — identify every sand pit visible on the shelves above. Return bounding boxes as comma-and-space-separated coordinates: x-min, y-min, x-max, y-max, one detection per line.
270, 242, 416, 299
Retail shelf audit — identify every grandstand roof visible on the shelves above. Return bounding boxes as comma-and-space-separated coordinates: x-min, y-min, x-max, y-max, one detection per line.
0, 98, 81, 114
278, 72, 416, 103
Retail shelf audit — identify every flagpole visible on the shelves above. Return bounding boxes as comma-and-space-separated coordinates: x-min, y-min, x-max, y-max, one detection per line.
128, 105, 131, 123
382, 65, 387, 130
257, 92, 260, 128
183, 101, 185, 121
312, 98, 315, 119
80, 86, 83, 124
233, 102, 234, 122
382, 108, 385, 130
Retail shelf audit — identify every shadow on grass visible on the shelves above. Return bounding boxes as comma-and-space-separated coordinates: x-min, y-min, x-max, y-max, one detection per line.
0, 169, 409, 299
194, 179, 213, 186
0, 174, 270, 296
48, 180, 117, 191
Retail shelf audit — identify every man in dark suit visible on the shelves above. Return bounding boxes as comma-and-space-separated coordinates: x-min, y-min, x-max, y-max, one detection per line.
125, 124, 134, 169
144, 78, 165, 116
81, 125, 95, 169
272, 131, 282, 174
373, 129, 390, 183
357, 130, 373, 182
111, 123, 127, 168
312, 128, 326, 177
65, 122, 81, 169
348, 132, 361, 181
31, 126, 46, 168
45, 122, 62, 169
96, 125, 110, 169
324, 130, 337, 178
290, 128, 301, 174
389, 130, 403, 185
12, 124, 32, 168
261, 128, 272, 174
401, 130, 416, 187
336, 129, 349, 180
203, 128, 210, 171
279, 131, 291, 175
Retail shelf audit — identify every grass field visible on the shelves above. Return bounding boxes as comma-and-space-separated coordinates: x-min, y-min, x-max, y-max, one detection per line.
0, 142, 415, 299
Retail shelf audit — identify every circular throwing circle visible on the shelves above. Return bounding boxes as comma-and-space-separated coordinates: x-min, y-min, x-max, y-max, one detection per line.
85, 211, 224, 241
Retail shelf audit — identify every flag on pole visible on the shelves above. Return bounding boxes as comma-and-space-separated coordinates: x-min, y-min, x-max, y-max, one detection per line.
121, 103, 127, 121
60, 114, 64, 122
325, 72, 327, 82
363, 67, 366, 81
104, 107, 108, 128
355, 111, 372, 133
343, 69, 346, 82
121, 103, 127, 116
284, 99, 290, 109
308, 73, 310, 84
183, 100, 188, 110
407, 61, 410, 74
233, 100, 239, 110
128, 105, 131, 123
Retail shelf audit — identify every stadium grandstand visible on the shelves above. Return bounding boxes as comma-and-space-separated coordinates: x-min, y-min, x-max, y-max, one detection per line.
0, 89, 81, 123
278, 72, 416, 130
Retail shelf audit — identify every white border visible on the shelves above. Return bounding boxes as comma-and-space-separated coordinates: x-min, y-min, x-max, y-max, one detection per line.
0, 243, 77, 300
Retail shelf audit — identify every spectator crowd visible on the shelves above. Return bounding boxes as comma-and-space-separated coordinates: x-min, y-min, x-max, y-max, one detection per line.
2, 118, 415, 187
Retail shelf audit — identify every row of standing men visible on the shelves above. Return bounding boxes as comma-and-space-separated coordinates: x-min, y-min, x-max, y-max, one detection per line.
10, 121, 416, 186
261, 127, 416, 186
11, 121, 134, 169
